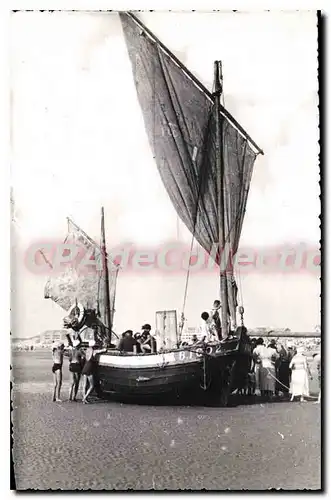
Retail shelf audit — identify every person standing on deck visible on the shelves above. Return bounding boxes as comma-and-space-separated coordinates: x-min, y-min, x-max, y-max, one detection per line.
200, 312, 217, 342
210, 300, 223, 340
210, 299, 234, 341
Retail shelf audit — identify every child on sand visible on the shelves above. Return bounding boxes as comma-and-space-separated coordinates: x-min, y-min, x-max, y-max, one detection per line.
52, 342, 65, 402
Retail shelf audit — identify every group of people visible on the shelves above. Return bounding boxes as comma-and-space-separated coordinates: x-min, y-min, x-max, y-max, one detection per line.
51, 339, 106, 404
118, 324, 157, 354
53, 304, 321, 405
248, 338, 321, 403
51, 323, 158, 403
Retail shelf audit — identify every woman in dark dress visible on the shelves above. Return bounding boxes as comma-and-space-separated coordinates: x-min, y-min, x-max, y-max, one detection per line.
275, 344, 291, 396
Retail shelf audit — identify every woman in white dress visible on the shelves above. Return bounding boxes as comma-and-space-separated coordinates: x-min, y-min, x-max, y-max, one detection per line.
253, 338, 278, 399
289, 346, 312, 402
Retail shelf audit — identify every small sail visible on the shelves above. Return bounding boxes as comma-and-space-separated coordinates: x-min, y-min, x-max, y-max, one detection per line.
120, 13, 260, 323
43, 219, 118, 331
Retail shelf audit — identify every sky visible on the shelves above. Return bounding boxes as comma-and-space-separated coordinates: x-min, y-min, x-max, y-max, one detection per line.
10, 11, 320, 338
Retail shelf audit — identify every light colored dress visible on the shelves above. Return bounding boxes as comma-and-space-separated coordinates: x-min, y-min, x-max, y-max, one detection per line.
289, 353, 310, 397
253, 345, 277, 392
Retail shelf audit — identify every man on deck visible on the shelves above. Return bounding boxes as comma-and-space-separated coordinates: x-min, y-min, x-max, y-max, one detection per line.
200, 312, 217, 342
118, 330, 138, 353
210, 300, 223, 340
210, 299, 237, 341
140, 324, 157, 353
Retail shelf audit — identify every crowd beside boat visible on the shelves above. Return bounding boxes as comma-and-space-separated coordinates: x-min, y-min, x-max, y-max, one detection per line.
244, 338, 321, 404
14, 298, 321, 405
49, 328, 321, 406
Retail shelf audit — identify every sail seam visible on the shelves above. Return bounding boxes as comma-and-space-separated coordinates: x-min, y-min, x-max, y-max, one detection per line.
125, 12, 263, 155
126, 13, 213, 101
155, 50, 200, 222
67, 217, 118, 271
157, 47, 206, 217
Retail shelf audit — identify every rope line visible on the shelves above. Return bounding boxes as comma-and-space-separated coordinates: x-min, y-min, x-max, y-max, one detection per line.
265, 368, 290, 391
179, 230, 197, 336
265, 367, 314, 392
178, 118, 213, 337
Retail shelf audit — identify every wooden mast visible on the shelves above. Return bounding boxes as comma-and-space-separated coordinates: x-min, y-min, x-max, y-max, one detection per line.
101, 207, 112, 345
214, 60, 229, 340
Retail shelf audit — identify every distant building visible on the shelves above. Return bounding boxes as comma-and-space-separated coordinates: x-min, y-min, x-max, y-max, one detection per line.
180, 327, 199, 343
11, 330, 68, 349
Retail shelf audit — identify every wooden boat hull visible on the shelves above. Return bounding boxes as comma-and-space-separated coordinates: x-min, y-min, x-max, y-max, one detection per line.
96, 358, 203, 396
95, 332, 251, 403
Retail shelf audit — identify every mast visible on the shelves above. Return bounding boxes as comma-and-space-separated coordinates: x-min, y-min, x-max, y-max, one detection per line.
214, 60, 229, 340
101, 207, 112, 345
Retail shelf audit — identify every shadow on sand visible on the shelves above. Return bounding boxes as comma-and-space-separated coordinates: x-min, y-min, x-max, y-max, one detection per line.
89, 391, 319, 409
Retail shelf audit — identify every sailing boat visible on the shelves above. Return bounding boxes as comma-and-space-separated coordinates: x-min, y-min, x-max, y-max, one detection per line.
43, 12, 263, 405
42, 212, 120, 346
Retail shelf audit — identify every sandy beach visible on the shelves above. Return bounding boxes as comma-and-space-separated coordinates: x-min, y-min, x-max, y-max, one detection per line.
11, 350, 321, 490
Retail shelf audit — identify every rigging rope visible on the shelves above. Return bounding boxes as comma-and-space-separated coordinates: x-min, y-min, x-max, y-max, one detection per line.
178, 114, 260, 333
179, 185, 244, 335
178, 117, 212, 337
179, 230, 196, 336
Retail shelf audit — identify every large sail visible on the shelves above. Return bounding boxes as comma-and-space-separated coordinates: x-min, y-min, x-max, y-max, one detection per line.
43, 219, 118, 331
120, 13, 261, 324
120, 13, 259, 264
